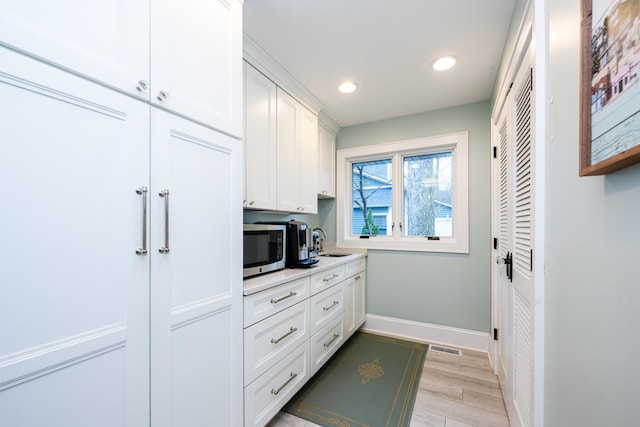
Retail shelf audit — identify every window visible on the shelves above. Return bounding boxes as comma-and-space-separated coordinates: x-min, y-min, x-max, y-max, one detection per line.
337, 132, 468, 253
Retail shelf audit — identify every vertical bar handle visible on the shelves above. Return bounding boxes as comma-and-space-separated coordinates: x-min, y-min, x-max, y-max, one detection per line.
159, 190, 170, 254
136, 187, 148, 256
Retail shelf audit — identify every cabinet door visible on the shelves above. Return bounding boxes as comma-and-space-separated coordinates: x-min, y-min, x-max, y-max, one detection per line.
345, 271, 366, 338
244, 62, 277, 210
318, 125, 336, 198
150, 109, 243, 427
298, 107, 318, 213
0, 0, 149, 99
0, 48, 149, 426
276, 89, 300, 212
150, 0, 243, 136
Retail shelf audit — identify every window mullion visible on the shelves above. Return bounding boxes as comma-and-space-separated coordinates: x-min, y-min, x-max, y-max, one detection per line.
392, 154, 403, 240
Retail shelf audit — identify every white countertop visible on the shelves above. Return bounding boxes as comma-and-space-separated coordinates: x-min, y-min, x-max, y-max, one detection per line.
243, 252, 366, 296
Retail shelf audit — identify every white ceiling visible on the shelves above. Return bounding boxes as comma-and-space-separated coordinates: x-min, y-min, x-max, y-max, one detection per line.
243, 0, 516, 128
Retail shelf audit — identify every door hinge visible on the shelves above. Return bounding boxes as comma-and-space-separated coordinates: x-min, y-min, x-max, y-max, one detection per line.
530, 67, 534, 91
493, 328, 499, 341
493, 237, 498, 250
530, 248, 533, 271
493, 146, 497, 158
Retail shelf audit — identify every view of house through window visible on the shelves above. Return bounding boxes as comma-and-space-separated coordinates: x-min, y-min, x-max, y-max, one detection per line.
352, 159, 392, 235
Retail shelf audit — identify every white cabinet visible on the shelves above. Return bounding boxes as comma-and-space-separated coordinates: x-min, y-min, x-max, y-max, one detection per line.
243, 62, 277, 210
0, 0, 244, 421
345, 260, 367, 339
0, 0, 243, 136
150, 0, 243, 136
149, 109, 243, 427
318, 124, 336, 198
276, 88, 318, 214
0, 0, 149, 99
0, 48, 150, 426
243, 255, 365, 426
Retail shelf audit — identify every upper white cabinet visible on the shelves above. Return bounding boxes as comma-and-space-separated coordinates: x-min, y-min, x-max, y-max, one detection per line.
318, 124, 336, 198
0, 0, 243, 137
150, 0, 243, 136
276, 88, 318, 214
244, 62, 277, 210
0, 0, 149, 99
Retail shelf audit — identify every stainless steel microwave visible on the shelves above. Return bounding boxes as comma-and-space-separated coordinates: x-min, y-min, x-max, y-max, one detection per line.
243, 224, 286, 279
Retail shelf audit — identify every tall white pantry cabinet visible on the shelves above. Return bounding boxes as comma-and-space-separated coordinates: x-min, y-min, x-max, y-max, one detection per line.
0, 1, 244, 426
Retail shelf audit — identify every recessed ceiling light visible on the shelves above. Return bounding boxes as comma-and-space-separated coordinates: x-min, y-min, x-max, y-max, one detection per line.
431, 56, 457, 71
338, 81, 358, 93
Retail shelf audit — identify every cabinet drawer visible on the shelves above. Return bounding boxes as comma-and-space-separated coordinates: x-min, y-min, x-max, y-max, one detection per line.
310, 264, 345, 295
346, 257, 366, 277
244, 277, 310, 327
244, 301, 310, 386
244, 341, 311, 427
309, 282, 345, 335
310, 315, 345, 376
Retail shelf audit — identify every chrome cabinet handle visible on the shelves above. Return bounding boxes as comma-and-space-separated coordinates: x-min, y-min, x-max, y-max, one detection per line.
271, 327, 298, 344
136, 80, 149, 92
355, 275, 361, 280
271, 372, 297, 395
135, 187, 148, 256
159, 190, 170, 254
271, 291, 297, 304
323, 334, 340, 347
323, 300, 339, 311
157, 90, 169, 101
323, 273, 339, 282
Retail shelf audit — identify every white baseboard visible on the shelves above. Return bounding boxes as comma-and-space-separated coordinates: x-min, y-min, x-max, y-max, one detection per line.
360, 314, 489, 353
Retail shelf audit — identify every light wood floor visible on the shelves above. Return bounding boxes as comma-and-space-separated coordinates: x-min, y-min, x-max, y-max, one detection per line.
266, 343, 510, 427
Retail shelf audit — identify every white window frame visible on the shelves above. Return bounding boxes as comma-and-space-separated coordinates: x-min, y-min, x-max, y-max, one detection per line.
336, 131, 469, 253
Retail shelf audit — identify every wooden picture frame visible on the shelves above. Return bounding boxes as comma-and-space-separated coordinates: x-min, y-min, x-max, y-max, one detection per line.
580, 0, 640, 176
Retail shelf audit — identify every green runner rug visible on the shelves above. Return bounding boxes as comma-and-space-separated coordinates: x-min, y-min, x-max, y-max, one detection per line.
283, 332, 428, 427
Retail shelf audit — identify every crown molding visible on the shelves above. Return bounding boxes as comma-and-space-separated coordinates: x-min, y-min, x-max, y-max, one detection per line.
318, 112, 341, 134
243, 34, 326, 114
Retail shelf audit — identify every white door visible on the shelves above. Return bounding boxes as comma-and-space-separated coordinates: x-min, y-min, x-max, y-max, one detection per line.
276, 89, 300, 212
150, 0, 243, 137
298, 106, 318, 213
244, 62, 277, 210
149, 108, 243, 427
0, 0, 149, 99
0, 47, 149, 426
494, 53, 535, 427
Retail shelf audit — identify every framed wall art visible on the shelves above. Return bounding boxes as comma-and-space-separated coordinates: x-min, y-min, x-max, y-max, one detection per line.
580, 0, 640, 176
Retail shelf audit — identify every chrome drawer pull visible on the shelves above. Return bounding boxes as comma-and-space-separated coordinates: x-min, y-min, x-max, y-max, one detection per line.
158, 189, 170, 254
271, 291, 297, 304
271, 372, 297, 395
323, 334, 340, 347
135, 187, 148, 256
323, 273, 340, 282
323, 301, 339, 311
271, 327, 298, 344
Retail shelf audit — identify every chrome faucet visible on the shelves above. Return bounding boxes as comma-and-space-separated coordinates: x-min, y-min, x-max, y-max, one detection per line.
312, 227, 327, 238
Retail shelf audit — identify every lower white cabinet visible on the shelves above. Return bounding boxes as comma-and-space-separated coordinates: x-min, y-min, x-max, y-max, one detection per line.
243, 255, 366, 426
244, 342, 312, 427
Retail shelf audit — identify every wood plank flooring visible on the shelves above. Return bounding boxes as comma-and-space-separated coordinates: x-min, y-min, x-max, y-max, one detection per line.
266, 343, 509, 427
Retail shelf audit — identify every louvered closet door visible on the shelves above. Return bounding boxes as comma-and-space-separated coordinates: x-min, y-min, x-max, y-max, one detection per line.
495, 58, 534, 427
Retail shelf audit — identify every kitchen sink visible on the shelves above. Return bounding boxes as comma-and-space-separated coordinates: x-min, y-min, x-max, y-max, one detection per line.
319, 253, 352, 257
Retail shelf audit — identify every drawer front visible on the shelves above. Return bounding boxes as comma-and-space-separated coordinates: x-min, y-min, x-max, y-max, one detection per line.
309, 282, 345, 335
244, 301, 310, 385
346, 257, 366, 277
244, 341, 311, 427
310, 315, 345, 375
310, 264, 345, 295
244, 277, 310, 327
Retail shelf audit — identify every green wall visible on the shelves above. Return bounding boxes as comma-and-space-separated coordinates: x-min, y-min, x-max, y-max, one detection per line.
335, 102, 492, 332
543, 0, 640, 425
